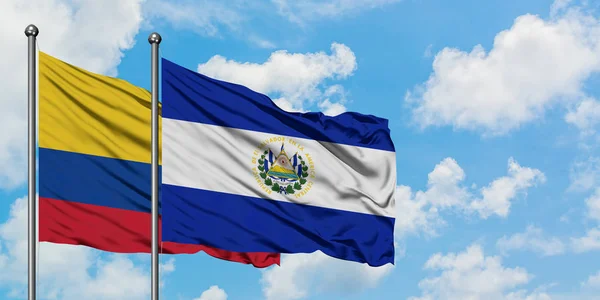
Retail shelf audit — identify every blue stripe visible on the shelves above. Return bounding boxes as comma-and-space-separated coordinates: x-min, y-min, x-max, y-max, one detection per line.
39, 147, 159, 213
161, 184, 395, 266
161, 58, 395, 152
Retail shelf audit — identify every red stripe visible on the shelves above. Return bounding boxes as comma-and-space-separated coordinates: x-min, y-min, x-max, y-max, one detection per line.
39, 197, 280, 268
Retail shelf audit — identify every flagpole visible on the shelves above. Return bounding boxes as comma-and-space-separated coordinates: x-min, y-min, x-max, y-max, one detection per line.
148, 32, 162, 300
25, 24, 39, 300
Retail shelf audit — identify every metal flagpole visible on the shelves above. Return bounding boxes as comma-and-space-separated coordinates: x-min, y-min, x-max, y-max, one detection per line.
148, 32, 162, 300
25, 24, 39, 300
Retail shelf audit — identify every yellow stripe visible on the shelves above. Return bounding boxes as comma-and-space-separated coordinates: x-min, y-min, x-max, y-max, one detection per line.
39, 51, 161, 164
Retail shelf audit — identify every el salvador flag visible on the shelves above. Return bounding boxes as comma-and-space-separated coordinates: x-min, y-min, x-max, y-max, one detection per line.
160, 58, 397, 267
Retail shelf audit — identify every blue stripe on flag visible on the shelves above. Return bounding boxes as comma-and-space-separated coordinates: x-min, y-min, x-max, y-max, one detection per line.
161, 58, 395, 152
39, 147, 158, 213
161, 184, 395, 266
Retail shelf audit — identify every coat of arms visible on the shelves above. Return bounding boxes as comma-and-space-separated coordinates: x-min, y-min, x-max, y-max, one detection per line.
256, 143, 310, 195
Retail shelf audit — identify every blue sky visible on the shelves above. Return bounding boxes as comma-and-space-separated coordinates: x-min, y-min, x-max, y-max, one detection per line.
2, 0, 600, 299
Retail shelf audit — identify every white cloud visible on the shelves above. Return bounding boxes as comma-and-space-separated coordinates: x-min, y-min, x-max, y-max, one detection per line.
424, 44, 434, 58
550, 0, 574, 17
469, 158, 546, 219
409, 244, 539, 300
0, 0, 145, 189
143, 0, 243, 37
160, 258, 175, 273
194, 285, 228, 300
260, 251, 393, 300
570, 187, 600, 253
317, 85, 348, 116
0, 196, 174, 299
272, 98, 306, 113
417, 157, 470, 209
406, 5, 600, 136
394, 157, 469, 238
496, 225, 566, 257
159, 257, 176, 288
565, 97, 600, 136
571, 228, 600, 253
247, 35, 277, 49
504, 290, 553, 300
396, 157, 545, 237
318, 99, 347, 116
582, 270, 600, 289
569, 156, 600, 192
197, 42, 356, 113
272, 0, 401, 25
144, 0, 396, 47
585, 188, 600, 222
77, 256, 149, 300
394, 185, 445, 238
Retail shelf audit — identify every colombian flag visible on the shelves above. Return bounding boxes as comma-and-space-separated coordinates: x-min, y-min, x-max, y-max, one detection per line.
37, 52, 279, 267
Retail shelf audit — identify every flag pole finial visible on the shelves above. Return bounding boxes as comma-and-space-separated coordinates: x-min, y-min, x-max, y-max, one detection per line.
24, 24, 39, 37
148, 32, 162, 44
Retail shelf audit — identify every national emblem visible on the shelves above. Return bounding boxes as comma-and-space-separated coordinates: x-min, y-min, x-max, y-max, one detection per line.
256, 142, 311, 195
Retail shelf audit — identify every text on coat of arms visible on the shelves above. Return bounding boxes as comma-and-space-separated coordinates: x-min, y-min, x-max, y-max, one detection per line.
252, 137, 315, 197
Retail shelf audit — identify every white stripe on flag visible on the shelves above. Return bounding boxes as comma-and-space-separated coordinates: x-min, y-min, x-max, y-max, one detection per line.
162, 118, 396, 218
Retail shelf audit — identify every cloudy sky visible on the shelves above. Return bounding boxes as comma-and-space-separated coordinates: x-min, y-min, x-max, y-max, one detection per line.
2, 0, 600, 299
